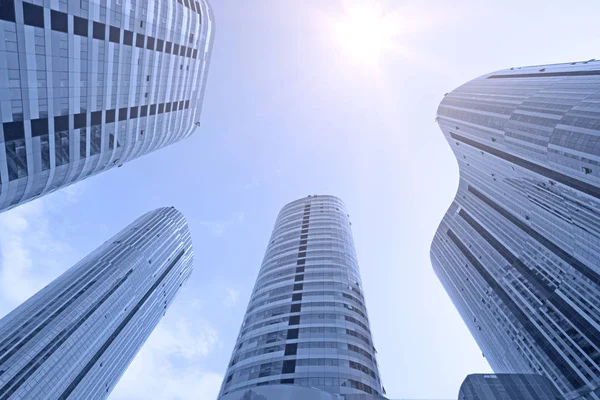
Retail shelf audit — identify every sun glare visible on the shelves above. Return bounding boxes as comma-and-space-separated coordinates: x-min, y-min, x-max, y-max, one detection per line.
334, 1, 400, 67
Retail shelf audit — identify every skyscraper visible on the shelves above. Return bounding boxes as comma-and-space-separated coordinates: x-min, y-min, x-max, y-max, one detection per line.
0, 207, 193, 399
218, 195, 384, 400
0, 0, 213, 212
431, 61, 600, 399
459, 374, 564, 400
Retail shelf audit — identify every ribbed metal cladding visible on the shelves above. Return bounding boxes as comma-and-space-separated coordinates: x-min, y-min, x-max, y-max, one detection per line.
0, 207, 193, 399
430, 60, 600, 400
0, 0, 214, 213
219, 195, 383, 398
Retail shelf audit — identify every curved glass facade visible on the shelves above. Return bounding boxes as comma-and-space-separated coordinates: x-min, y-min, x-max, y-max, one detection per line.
0, 207, 193, 399
219, 195, 383, 398
431, 61, 600, 399
0, 0, 214, 213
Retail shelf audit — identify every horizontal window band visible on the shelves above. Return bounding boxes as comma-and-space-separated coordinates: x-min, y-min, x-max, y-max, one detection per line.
487, 70, 600, 79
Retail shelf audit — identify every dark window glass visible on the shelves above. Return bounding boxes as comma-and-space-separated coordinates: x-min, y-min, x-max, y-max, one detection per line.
54, 131, 69, 166
189, 0, 196, 12
295, 266, 304, 273
54, 115, 69, 132
294, 275, 304, 282
185, 100, 190, 109
180, 45, 186, 56
150, 104, 157, 115
183, 0, 189, 7
23, 2, 44, 28
6, 139, 28, 180
0, 0, 16, 22
136, 33, 144, 48
73, 16, 88, 37
90, 126, 101, 155
91, 111, 102, 126
130, 107, 138, 119
93, 21, 105, 40
109, 26, 120, 43
186, 47, 192, 57
105, 109, 116, 123
158, 103, 164, 114
156, 39, 164, 52
30, 118, 48, 137
292, 293, 302, 301
286, 328, 299, 340
146, 36, 155, 50
3, 121, 24, 141
123, 30, 133, 45
280, 378, 294, 384
284, 343, 298, 356
118, 108, 128, 121
179, 100, 184, 110
293, 283, 303, 291
172, 101, 178, 111
165, 41, 172, 53
290, 304, 301, 313
288, 315, 300, 325
296, 259, 305, 265
50, 10, 68, 33
74, 113, 86, 129
298, 252, 306, 258
80, 129, 87, 158
140, 105, 148, 117
192, 48, 198, 59
165, 103, 172, 113
173, 43, 179, 55
282, 360, 296, 374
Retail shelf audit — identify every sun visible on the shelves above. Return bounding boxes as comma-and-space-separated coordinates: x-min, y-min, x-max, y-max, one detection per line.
333, 1, 400, 67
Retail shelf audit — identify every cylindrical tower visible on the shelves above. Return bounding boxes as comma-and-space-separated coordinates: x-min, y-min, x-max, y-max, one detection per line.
219, 195, 383, 399
0, 207, 193, 399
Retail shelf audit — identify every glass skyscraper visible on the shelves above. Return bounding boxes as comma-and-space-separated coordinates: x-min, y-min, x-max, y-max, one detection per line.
0, 0, 213, 213
218, 195, 384, 400
0, 207, 193, 399
431, 61, 600, 399
459, 374, 564, 400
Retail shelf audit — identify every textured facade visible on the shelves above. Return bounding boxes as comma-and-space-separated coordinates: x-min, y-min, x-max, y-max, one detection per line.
0, 0, 213, 212
0, 207, 193, 399
459, 374, 564, 400
431, 61, 600, 400
219, 195, 384, 399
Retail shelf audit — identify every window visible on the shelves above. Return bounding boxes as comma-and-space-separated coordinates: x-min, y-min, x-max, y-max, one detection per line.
91, 111, 102, 126
23, 2, 44, 28
93, 22, 105, 40
286, 328, 299, 340
185, 100, 190, 109
149, 104, 157, 115
30, 118, 48, 137
54, 115, 69, 132
130, 107, 138, 119
136, 33, 145, 48
192, 48, 198, 59
165, 103, 171, 113
109, 26, 120, 43
146, 36, 155, 50
294, 275, 304, 282
583, 167, 592, 175
172, 101, 178, 111
50, 10, 68, 33
55, 130, 70, 166
295, 266, 304, 273
156, 39, 164, 52
173, 43, 179, 55
74, 16, 88, 36
180, 45, 186, 56
74, 113, 87, 129
284, 343, 297, 356
140, 105, 148, 117
186, 47, 192, 57
290, 304, 301, 313
3, 121, 24, 141
282, 360, 296, 374
292, 293, 302, 301
105, 109, 116, 123
165, 41, 172, 53
123, 30, 133, 45
118, 107, 128, 121
158, 103, 164, 114
0, 0, 16, 22
293, 283, 303, 291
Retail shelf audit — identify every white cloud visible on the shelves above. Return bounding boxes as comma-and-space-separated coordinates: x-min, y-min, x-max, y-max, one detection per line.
111, 315, 223, 400
0, 192, 77, 313
223, 288, 240, 308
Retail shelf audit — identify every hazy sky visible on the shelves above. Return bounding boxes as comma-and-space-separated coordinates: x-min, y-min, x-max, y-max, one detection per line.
1, 1, 599, 399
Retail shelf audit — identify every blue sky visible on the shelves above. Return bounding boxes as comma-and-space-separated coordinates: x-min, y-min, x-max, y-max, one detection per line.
0, 1, 599, 399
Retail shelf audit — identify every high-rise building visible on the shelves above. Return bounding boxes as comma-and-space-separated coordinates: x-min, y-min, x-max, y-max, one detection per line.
459, 374, 564, 400
0, 0, 213, 212
218, 195, 384, 400
0, 207, 193, 399
431, 61, 600, 400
